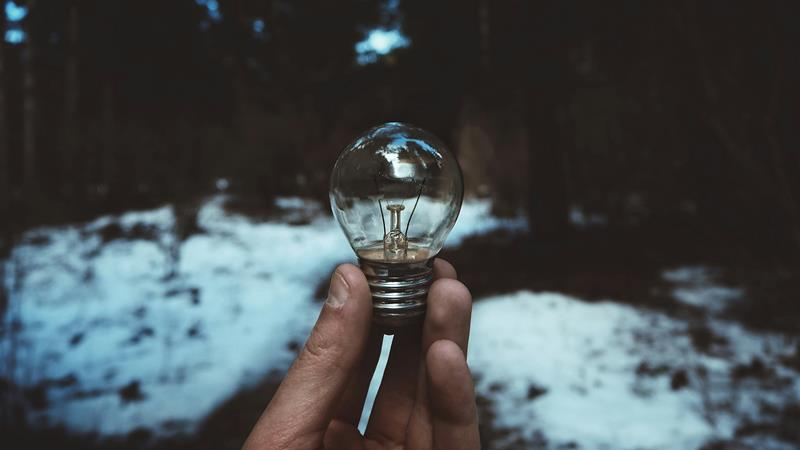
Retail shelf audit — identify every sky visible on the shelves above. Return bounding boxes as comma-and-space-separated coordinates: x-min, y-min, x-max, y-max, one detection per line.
194, 0, 410, 61
4, 0, 27, 44
356, 28, 410, 65
356, 0, 410, 65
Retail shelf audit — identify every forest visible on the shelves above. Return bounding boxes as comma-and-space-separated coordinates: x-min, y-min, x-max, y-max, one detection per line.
0, 0, 797, 254
1, 1, 800, 449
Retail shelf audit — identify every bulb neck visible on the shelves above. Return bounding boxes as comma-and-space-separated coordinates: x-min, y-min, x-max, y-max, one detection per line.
358, 257, 434, 331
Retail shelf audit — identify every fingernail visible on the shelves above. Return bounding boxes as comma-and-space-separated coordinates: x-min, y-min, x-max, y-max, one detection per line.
326, 271, 349, 309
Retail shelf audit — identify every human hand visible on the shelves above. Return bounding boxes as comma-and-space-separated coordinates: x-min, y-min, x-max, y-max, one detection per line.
242, 259, 479, 449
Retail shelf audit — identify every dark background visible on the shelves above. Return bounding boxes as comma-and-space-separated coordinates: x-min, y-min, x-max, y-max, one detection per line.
1, 0, 799, 449
1, 0, 797, 251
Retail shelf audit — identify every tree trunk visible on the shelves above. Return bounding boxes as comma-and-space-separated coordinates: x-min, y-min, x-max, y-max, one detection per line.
0, 11, 15, 411
477, 0, 491, 72
0, 13, 9, 218
101, 82, 116, 198
22, 15, 36, 200
673, 1, 800, 249
63, 1, 79, 202
526, 89, 569, 242
525, 1, 570, 242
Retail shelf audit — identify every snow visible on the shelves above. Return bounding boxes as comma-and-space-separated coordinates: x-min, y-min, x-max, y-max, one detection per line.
3, 197, 797, 449
568, 205, 608, 228
469, 289, 800, 449
1, 196, 519, 437
446, 200, 527, 245
469, 292, 710, 448
662, 266, 744, 313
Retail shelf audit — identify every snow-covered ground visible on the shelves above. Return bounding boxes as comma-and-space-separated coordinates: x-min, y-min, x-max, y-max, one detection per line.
470, 290, 799, 449
0, 196, 522, 436
2, 196, 798, 449
663, 266, 745, 314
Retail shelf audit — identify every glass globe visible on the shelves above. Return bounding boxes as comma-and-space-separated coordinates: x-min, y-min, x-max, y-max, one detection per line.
330, 122, 464, 328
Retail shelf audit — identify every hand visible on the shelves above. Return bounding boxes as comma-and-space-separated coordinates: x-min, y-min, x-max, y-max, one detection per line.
242, 259, 479, 450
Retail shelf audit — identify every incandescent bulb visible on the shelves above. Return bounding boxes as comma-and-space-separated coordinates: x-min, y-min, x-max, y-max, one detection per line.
330, 123, 464, 329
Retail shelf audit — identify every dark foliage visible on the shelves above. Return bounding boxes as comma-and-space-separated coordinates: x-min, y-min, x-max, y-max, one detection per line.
0, 0, 796, 257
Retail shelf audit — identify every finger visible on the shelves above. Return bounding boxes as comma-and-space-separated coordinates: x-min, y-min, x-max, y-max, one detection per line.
433, 257, 457, 280
363, 258, 458, 445
427, 340, 480, 450
332, 257, 453, 430
243, 264, 373, 450
405, 278, 473, 449
422, 278, 472, 354
331, 328, 384, 426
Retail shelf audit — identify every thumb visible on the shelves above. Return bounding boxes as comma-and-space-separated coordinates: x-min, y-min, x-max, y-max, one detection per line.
243, 264, 373, 450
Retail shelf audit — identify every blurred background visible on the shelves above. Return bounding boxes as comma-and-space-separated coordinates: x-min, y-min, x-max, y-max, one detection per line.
1, 0, 799, 449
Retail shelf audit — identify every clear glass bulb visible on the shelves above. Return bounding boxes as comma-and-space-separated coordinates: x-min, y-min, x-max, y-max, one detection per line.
330, 122, 464, 329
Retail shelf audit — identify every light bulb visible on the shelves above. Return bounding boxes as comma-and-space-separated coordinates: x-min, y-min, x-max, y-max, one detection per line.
330, 122, 464, 329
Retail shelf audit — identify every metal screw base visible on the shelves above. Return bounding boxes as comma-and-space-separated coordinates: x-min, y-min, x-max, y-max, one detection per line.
358, 257, 434, 331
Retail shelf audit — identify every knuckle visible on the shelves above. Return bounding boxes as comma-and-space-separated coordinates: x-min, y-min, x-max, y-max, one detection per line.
299, 325, 347, 372
302, 335, 327, 360
429, 279, 472, 320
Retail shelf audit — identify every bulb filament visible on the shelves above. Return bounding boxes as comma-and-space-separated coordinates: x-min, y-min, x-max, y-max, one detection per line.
383, 204, 408, 259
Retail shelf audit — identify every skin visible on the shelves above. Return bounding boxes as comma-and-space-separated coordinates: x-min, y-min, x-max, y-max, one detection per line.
243, 259, 480, 450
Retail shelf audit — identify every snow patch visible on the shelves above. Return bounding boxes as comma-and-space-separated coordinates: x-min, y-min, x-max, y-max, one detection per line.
469, 291, 799, 449
1, 196, 521, 437
663, 266, 744, 313
569, 205, 608, 228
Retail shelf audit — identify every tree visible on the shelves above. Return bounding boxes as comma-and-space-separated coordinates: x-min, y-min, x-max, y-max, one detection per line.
668, 0, 800, 249
523, 1, 572, 242
0, 9, 8, 218
21, 0, 36, 201
62, 0, 79, 201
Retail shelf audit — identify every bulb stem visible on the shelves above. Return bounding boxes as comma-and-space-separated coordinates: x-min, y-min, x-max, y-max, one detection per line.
383, 204, 408, 259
